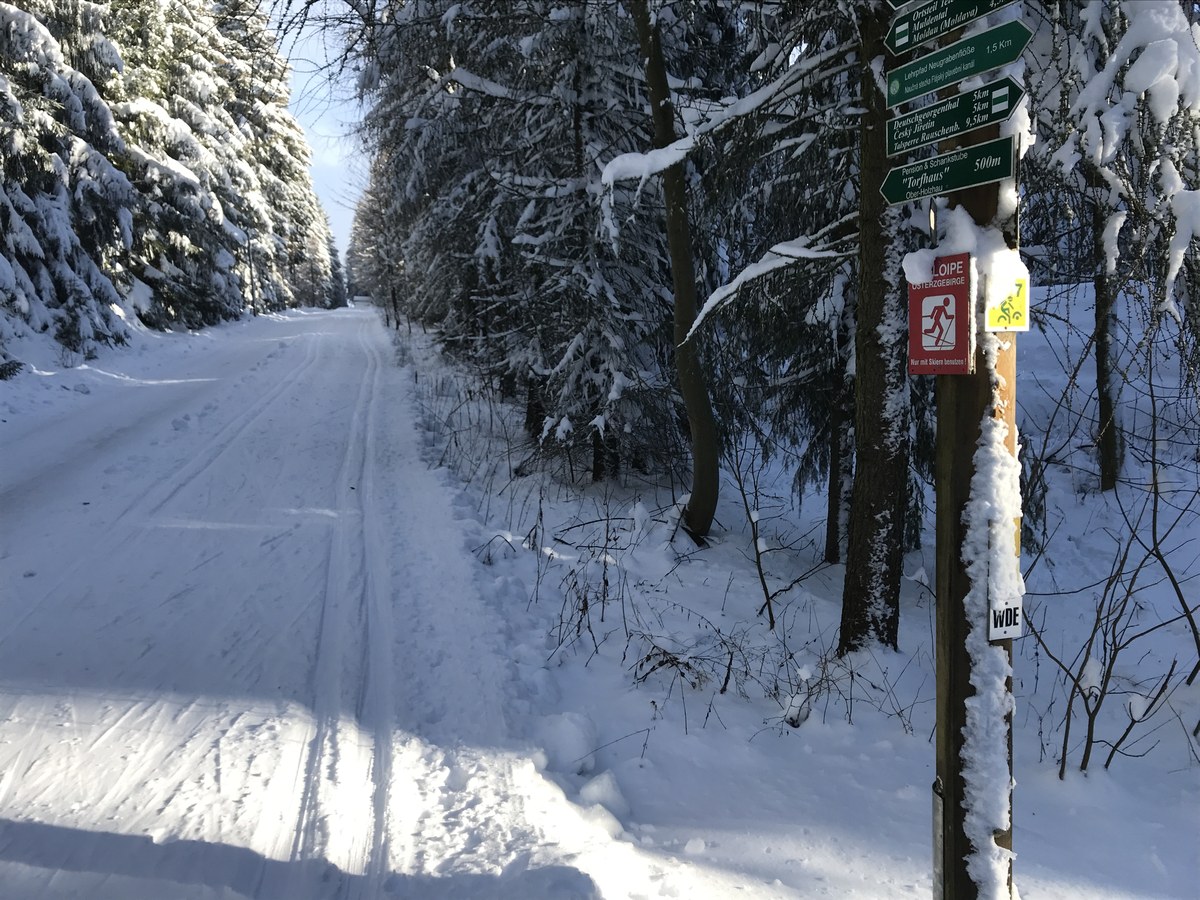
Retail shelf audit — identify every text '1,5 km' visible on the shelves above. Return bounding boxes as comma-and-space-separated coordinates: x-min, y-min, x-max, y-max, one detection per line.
886, 20, 1033, 108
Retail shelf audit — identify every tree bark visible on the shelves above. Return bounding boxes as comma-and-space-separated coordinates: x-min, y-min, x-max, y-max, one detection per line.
825, 359, 854, 565
1091, 194, 1121, 491
625, 0, 720, 536
837, 7, 909, 653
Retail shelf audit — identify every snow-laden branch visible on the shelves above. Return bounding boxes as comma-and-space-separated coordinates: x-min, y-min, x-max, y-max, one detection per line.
1166, 188, 1200, 304
447, 67, 553, 106
1051, 0, 1200, 320
600, 38, 856, 189
601, 140, 693, 192
686, 235, 852, 343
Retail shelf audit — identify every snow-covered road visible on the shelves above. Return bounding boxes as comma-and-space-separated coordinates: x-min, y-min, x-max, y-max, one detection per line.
8, 309, 1191, 900
0, 310, 621, 899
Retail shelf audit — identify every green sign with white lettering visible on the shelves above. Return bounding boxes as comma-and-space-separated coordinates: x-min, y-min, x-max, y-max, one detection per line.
886, 0, 1017, 56
881, 135, 1014, 204
886, 20, 1032, 108
887, 77, 1024, 157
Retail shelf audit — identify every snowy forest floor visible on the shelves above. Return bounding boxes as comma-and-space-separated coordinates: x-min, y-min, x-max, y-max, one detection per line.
0, 307, 1196, 899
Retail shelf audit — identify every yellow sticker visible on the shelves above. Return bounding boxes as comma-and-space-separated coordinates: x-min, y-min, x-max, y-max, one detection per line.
986, 277, 1029, 332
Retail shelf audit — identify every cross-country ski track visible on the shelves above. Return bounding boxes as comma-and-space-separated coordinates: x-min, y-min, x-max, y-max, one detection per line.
0, 309, 763, 899
6, 308, 1195, 900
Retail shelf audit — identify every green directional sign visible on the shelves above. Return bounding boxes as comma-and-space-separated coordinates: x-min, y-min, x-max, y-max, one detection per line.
887, 76, 1024, 157
886, 0, 1017, 56
881, 135, 1014, 205
886, 20, 1033, 108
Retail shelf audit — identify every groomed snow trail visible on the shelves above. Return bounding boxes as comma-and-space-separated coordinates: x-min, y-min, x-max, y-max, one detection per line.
0, 310, 785, 900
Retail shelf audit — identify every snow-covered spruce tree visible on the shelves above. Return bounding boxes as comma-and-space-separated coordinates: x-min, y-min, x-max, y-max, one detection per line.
344, 170, 387, 308
626, 1, 920, 643
215, 0, 335, 311
688, 3, 871, 567
0, 0, 132, 358
617, 0, 721, 531
837, 2, 913, 653
722, 1, 917, 649
344, 215, 365, 300
0, 0, 335, 360
350, 1, 694, 486
325, 224, 347, 308
346, 150, 421, 328
502, 2, 686, 486
352, 0, 491, 333
101, 0, 246, 327
107, 0, 332, 323
119, 0, 259, 323
1031, 0, 1200, 489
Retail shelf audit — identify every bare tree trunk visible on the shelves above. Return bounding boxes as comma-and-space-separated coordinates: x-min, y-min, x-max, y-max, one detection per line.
825, 360, 854, 565
837, 6, 909, 653
525, 374, 546, 440
625, 0, 720, 537
1092, 195, 1121, 491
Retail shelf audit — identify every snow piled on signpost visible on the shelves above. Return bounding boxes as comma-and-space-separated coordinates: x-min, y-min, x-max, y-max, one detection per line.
959, 331, 1023, 897
904, 207, 1027, 898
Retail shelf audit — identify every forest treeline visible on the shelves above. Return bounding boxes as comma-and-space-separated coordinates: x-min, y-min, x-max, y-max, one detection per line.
324, 0, 1200, 657
3, 0, 1197, 668
0, 0, 344, 374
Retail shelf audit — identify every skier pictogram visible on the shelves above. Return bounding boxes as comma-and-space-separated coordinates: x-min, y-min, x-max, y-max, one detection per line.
922, 294, 956, 350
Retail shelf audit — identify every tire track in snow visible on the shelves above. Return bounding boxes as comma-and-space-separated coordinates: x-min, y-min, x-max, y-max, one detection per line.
367, 343, 552, 884
353, 315, 398, 897
289, 317, 395, 898
359, 331, 770, 900
0, 312, 422, 896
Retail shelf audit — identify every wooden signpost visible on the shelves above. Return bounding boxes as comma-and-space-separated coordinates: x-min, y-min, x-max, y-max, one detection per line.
881, 3, 1028, 897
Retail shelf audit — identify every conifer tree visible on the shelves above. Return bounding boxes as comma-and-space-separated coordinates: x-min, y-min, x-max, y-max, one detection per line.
0, 0, 132, 355
347, 1, 695, 485
1, 0, 339, 361
1028, 0, 1200, 489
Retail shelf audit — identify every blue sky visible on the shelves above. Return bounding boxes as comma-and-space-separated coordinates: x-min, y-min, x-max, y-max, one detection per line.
285, 22, 364, 257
